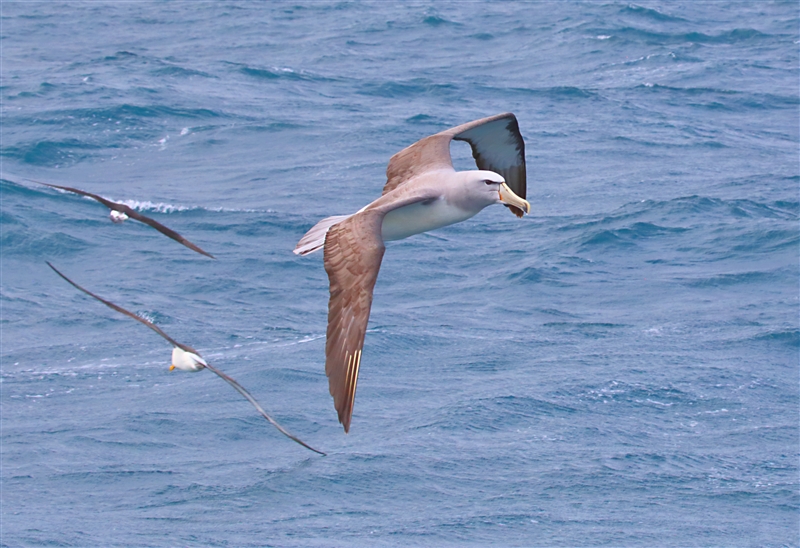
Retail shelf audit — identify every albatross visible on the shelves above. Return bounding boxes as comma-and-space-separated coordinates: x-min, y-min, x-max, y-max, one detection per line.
36, 181, 214, 258
47, 261, 325, 456
294, 112, 531, 433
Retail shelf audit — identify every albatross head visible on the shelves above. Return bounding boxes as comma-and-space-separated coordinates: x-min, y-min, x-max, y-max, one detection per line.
169, 346, 207, 372
467, 171, 530, 216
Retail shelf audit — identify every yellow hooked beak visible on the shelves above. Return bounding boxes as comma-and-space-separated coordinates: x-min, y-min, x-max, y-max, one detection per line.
169, 364, 175, 371
498, 183, 531, 218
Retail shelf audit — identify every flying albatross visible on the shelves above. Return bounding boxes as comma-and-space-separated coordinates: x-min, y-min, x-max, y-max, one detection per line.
294, 112, 531, 433
47, 261, 325, 456
36, 181, 214, 258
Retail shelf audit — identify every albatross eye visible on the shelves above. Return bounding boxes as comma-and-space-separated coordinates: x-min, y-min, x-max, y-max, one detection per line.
484, 179, 496, 185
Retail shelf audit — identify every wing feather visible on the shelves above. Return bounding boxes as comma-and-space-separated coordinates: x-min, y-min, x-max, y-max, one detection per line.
323, 210, 385, 432
383, 134, 454, 196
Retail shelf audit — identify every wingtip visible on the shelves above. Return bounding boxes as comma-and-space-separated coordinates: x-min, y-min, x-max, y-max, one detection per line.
340, 414, 351, 434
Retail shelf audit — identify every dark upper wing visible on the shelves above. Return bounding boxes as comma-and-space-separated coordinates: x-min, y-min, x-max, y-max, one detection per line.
38, 181, 215, 259
451, 112, 526, 207
382, 113, 527, 216
202, 362, 326, 455
123, 209, 215, 259
38, 181, 121, 210
322, 210, 386, 433
46, 261, 190, 351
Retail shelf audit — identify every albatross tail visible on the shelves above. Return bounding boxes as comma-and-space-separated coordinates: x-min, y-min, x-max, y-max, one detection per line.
294, 214, 351, 255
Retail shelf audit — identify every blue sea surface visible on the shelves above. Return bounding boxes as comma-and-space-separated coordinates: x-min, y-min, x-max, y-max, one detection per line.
1, 2, 798, 546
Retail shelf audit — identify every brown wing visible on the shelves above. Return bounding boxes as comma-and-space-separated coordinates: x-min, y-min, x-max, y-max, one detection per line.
202, 362, 326, 455
382, 113, 527, 216
46, 261, 190, 351
124, 208, 215, 259
37, 180, 214, 258
382, 133, 454, 196
323, 210, 385, 433
39, 181, 121, 209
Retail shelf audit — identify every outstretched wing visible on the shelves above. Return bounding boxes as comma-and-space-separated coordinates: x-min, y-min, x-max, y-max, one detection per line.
38, 181, 215, 258
322, 210, 385, 433
46, 261, 189, 351
202, 362, 326, 455
124, 209, 215, 259
39, 181, 120, 209
382, 113, 527, 216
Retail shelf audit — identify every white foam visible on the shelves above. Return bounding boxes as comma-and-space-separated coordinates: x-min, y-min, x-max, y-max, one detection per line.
115, 199, 193, 214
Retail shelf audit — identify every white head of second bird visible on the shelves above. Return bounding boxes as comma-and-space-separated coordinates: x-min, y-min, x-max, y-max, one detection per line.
170, 346, 207, 372
109, 210, 129, 223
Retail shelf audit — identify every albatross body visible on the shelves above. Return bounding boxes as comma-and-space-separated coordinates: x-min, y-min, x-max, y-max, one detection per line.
35, 181, 214, 258
294, 113, 531, 433
46, 262, 325, 456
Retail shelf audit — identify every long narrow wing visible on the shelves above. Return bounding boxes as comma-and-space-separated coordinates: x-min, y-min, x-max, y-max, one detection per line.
37, 181, 215, 259
382, 113, 527, 216
38, 181, 121, 209
46, 261, 187, 350
125, 210, 215, 259
203, 363, 326, 455
323, 210, 386, 433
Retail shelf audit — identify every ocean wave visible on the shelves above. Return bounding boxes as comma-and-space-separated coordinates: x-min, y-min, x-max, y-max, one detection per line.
559, 195, 797, 232
506, 265, 575, 286
421, 395, 577, 432
633, 84, 799, 110
1, 228, 90, 257
577, 222, 689, 250
2, 139, 105, 168
588, 26, 775, 46
541, 322, 629, 339
422, 13, 460, 27
234, 63, 336, 83
356, 79, 459, 99
678, 267, 792, 288
114, 199, 195, 214
477, 84, 601, 100
620, 4, 688, 23
574, 380, 697, 407
751, 329, 800, 347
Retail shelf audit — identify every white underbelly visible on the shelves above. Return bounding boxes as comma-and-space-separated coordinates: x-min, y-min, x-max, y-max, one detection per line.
381, 198, 476, 242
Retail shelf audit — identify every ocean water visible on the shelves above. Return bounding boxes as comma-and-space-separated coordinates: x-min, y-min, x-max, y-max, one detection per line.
1, 1, 798, 546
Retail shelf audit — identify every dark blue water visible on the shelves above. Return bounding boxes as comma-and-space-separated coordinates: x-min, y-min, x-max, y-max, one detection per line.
2, 2, 798, 546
